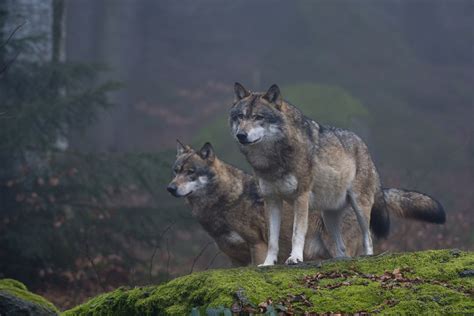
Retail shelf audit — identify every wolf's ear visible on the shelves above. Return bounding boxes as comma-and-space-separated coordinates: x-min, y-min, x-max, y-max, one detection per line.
234, 82, 250, 102
263, 84, 282, 109
176, 139, 189, 157
199, 142, 215, 162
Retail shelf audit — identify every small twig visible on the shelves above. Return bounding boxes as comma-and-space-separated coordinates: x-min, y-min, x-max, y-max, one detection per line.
165, 237, 171, 280
0, 50, 20, 75
0, 22, 25, 75
205, 250, 221, 270
130, 267, 136, 287
148, 222, 175, 282
1, 21, 26, 49
375, 250, 390, 257
83, 233, 106, 292
189, 241, 214, 274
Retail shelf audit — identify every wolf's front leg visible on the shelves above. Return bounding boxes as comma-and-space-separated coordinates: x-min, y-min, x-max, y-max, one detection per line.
286, 192, 310, 265
258, 197, 282, 267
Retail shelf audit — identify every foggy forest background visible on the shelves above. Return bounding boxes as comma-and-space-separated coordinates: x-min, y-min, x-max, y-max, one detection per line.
0, 0, 473, 310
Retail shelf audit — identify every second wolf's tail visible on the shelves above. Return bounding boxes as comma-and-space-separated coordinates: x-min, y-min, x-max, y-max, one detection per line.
370, 188, 446, 239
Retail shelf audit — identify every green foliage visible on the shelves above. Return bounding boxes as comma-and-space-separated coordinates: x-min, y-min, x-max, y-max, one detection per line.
0, 60, 120, 153
0, 30, 183, 288
63, 249, 474, 315
283, 83, 369, 127
0, 278, 59, 314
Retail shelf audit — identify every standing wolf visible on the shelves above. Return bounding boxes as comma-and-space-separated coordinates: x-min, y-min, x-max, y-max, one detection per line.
229, 83, 445, 266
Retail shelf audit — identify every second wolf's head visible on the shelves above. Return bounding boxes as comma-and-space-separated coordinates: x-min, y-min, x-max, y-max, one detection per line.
167, 141, 217, 198
229, 82, 286, 147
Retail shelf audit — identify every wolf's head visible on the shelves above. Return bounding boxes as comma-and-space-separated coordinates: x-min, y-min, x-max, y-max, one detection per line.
229, 83, 285, 146
167, 141, 216, 198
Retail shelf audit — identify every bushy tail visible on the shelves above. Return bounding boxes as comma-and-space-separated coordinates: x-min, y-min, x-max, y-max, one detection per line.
370, 189, 391, 239
370, 188, 446, 239
382, 188, 446, 223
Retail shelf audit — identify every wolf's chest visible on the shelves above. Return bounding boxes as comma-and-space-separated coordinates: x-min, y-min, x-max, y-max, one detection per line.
258, 174, 298, 198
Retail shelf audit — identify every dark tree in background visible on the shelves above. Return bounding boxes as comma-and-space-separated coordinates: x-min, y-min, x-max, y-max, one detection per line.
0, 1, 196, 308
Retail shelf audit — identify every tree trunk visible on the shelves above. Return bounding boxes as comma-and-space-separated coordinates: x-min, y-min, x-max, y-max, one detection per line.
52, 0, 66, 63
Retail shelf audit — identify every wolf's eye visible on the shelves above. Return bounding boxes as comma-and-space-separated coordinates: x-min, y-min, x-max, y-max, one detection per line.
237, 114, 244, 120
186, 169, 195, 175
253, 115, 264, 121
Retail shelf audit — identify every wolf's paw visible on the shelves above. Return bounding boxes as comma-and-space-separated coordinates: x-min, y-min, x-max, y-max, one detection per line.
258, 256, 277, 267
258, 260, 276, 267
285, 255, 303, 265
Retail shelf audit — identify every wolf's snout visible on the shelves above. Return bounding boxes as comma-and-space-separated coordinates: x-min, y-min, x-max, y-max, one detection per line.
167, 184, 178, 196
236, 132, 248, 143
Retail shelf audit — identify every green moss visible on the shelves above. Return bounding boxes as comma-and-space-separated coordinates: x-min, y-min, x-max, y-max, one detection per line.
64, 250, 474, 315
0, 278, 28, 291
0, 278, 59, 314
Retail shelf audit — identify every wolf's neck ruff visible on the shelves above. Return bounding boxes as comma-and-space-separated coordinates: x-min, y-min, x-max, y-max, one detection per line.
186, 161, 251, 213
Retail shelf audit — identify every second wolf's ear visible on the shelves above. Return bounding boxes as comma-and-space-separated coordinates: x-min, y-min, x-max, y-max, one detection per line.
199, 142, 215, 162
234, 82, 250, 102
176, 139, 190, 157
263, 84, 282, 109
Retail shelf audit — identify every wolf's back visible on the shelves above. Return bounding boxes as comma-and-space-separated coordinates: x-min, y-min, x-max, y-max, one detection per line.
370, 188, 445, 238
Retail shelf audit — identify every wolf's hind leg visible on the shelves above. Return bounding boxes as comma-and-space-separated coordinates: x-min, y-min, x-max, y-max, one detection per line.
322, 210, 347, 258
347, 190, 373, 255
258, 197, 282, 267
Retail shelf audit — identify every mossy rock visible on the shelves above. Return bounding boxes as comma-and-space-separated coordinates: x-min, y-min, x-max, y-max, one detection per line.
0, 278, 59, 315
64, 249, 474, 315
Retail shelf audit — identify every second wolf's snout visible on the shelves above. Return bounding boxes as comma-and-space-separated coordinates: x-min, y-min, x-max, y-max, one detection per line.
167, 183, 178, 196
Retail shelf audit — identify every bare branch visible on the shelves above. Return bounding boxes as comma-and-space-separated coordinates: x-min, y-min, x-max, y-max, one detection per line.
204, 250, 221, 270
148, 222, 175, 282
1, 21, 26, 49
0, 50, 20, 75
165, 237, 171, 280
83, 232, 106, 292
189, 241, 214, 274
0, 22, 26, 76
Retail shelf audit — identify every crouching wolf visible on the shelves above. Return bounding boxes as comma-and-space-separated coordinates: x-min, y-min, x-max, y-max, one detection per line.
167, 141, 367, 265
230, 83, 445, 266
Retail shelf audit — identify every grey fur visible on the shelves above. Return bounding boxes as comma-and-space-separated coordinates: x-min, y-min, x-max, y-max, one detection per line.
229, 83, 445, 265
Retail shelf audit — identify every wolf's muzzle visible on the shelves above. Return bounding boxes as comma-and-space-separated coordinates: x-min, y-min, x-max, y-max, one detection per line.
236, 132, 248, 144
167, 184, 178, 196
